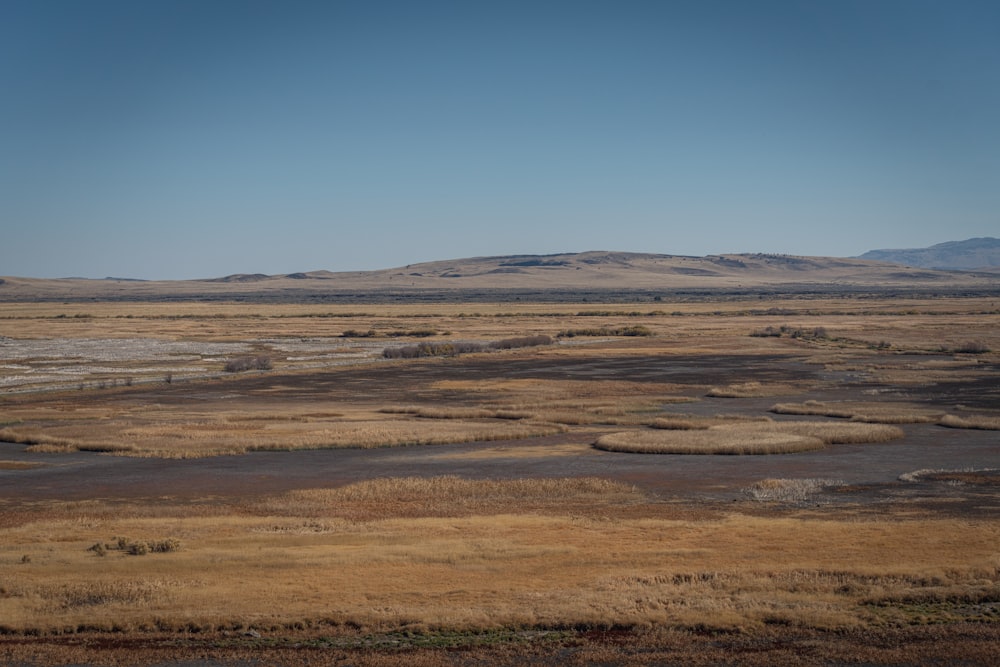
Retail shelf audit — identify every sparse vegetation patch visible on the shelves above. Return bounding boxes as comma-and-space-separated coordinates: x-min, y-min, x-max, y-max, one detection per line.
743, 478, 845, 502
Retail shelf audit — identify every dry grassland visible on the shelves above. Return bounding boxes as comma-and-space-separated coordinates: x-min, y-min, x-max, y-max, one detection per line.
2, 477, 998, 637
1, 294, 999, 662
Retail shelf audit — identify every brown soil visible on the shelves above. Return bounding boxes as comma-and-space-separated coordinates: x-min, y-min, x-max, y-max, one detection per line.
3, 623, 1000, 666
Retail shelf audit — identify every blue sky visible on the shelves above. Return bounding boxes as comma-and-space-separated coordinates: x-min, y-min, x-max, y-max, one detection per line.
2, 0, 998, 279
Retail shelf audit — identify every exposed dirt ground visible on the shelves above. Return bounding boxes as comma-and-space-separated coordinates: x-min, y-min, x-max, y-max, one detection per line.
4, 623, 1000, 667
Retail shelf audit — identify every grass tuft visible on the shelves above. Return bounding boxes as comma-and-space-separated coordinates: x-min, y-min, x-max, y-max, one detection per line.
770, 401, 943, 424
743, 478, 845, 502
938, 414, 1000, 430
594, 430, 825, 455
595, 420, 902, 455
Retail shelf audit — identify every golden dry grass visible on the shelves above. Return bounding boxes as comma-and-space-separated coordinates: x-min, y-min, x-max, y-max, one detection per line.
770, 400, 946, 424
938, 414, 1000, 430
259, 476, 641, 518
737, 420, 905, 444
594, 430, 825, 455
0, 460, 44, 470
2, 416, 566, 458
0, 369, 698, 457
594, 419, 903, 454
2, 295, 999, 648
2, 480, 998, 635
648, 414, 775, 430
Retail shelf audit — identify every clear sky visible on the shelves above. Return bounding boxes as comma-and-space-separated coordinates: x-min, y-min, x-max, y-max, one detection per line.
2, 0, 998, 279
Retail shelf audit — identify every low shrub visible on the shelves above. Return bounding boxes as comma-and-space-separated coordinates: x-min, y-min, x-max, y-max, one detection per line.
750, 326, 782, 338
751, 325, 830, 340
383, 335, 552, 359
953, 341, 990, 354
89, 537, 181, 557
388, 329, 438, 338
557, 325, 653, 338
490, 335, 552, 350
341, 329, 377, 338
224, 355, 273, 373
383, 342, 468, 359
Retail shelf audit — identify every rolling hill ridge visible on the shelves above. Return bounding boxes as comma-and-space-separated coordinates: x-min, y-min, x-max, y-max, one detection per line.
857, 237, 1000, 271
2, 250, 997, 302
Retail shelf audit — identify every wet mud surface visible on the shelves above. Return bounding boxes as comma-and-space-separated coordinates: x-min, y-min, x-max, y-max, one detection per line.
2, 351, 997, 516
1, 350, 998, 665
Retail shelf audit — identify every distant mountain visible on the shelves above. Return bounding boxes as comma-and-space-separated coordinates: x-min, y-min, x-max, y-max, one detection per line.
3, 251, 997, 302
857, 238, 1000, 271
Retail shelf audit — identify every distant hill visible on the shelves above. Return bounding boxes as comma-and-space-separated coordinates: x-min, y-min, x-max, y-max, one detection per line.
2, 251, 997, 302
857, 238, 1000, 271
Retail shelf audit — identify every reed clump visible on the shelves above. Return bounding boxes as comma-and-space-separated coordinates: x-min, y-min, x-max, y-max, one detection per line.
770, 400, 944, 424
594, 430, 825, 455
738, 421, 905, 444
594, 420, 902, 454
938, 414, 1000, 430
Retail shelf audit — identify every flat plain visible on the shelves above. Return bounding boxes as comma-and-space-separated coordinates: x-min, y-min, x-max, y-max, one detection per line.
1, 272, 999, 665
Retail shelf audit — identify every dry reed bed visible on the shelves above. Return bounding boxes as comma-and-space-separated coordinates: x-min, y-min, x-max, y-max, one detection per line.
2, 417, 566, 458
938, 414, 1000, 430
770, 400, 946, 423
0, 375, 696, 458
773, 401, 1000, 430
594, 421, 904, 455
1, 478, 998, 634
595, 430, 825, 455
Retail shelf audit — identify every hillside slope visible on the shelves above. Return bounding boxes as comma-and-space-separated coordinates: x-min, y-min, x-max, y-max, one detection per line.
858, 238, 1000, 270
2, 251, 996, 301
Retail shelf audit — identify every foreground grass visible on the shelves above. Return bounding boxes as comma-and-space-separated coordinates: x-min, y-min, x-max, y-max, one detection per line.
1, 476, 998, 636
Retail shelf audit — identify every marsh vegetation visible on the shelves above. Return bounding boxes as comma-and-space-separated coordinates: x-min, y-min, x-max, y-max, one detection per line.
1, 293, 999, 664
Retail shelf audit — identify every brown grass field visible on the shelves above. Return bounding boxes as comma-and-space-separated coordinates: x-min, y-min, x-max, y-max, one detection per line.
1, 290, 999, 665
